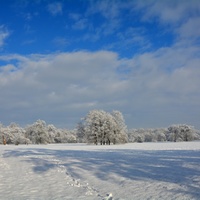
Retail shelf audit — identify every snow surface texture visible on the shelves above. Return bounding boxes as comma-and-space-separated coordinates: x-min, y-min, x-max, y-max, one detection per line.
0, 142, 200, 200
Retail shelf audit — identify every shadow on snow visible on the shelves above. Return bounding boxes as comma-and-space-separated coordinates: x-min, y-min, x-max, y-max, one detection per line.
3, 145, 200, 199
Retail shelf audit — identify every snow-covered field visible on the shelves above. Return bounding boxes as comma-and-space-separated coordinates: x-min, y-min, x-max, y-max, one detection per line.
0, 142, 200, 200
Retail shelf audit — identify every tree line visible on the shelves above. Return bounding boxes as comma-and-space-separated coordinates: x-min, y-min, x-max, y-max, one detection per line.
0, 110, 200, 145
0, 120, 76, 145
128, 124, 200, 143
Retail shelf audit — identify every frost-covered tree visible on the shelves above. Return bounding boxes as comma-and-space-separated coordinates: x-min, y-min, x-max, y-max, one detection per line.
128, 128, 146, 143
54, 129, 77, 143
76, 120, 86, 143
83, 110, 106, 144
193, 129, 200, 140
0, 120, 77, 144
47, 124, 58, 143
128, 128, 167, 143
167, 124, 194, 142
25, 120, 77, 144
154, 128, 167, 142
0, 123, 30, 145
66, 129, 77, 143
0, 123, 6, 144
82, 110, 128, 145
111, 110, 128, 143
128, 125, 199, 143
25, 120, 50, 144
8, 123, 31, 145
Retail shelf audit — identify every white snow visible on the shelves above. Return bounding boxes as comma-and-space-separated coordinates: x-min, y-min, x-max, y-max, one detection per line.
0, 142, 200, 200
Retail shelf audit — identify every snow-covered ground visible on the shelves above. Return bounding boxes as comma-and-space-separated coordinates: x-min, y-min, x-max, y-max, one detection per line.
0, 142, 200, 200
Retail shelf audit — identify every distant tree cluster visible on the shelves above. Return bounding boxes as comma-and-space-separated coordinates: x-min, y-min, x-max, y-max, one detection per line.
77, 110, 128, 145
1, 112, 200, 145
0, 122, 29, 145
128, 124, 200, 143
0, 120, 76, 145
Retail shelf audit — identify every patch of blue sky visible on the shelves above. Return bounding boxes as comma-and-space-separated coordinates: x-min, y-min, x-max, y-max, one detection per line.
145, 24, 175, 49
1, 0, 176, 58
0, 60, 8, 67
0, 58, 19, 72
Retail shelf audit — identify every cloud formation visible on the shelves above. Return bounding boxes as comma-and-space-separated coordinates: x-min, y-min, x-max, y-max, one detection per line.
47, 2, 63, 16
0, 0, 200, 129
0, 25, 10, 48
0, 43, 200, 128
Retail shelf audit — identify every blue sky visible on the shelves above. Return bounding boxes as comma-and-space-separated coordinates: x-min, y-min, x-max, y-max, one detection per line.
1, 0, 174, 56
0, 0, 200, 129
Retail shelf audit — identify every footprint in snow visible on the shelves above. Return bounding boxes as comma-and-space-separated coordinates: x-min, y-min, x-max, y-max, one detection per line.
103, 193, 113, 200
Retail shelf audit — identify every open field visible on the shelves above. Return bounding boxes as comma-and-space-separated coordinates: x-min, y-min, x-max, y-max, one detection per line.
0, 142, 200, 200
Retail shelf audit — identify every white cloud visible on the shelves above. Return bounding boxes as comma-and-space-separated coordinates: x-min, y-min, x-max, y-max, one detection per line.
81, 1, 200, 51
0, 25, 10, 48
128, 0, 200, 48
47, 2, 63, 16
22, 39, 36, 45
1, 0, 200, 127
53, 37, 69, 47
177, 17, 200, 40
85, 0, 123, 37
0, 46, 200, 129
135, 0, 200, 24
72, 18, 88, 30
69, 13, 81, 21
87, 0, 121, 20
0, 51, 124, 127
